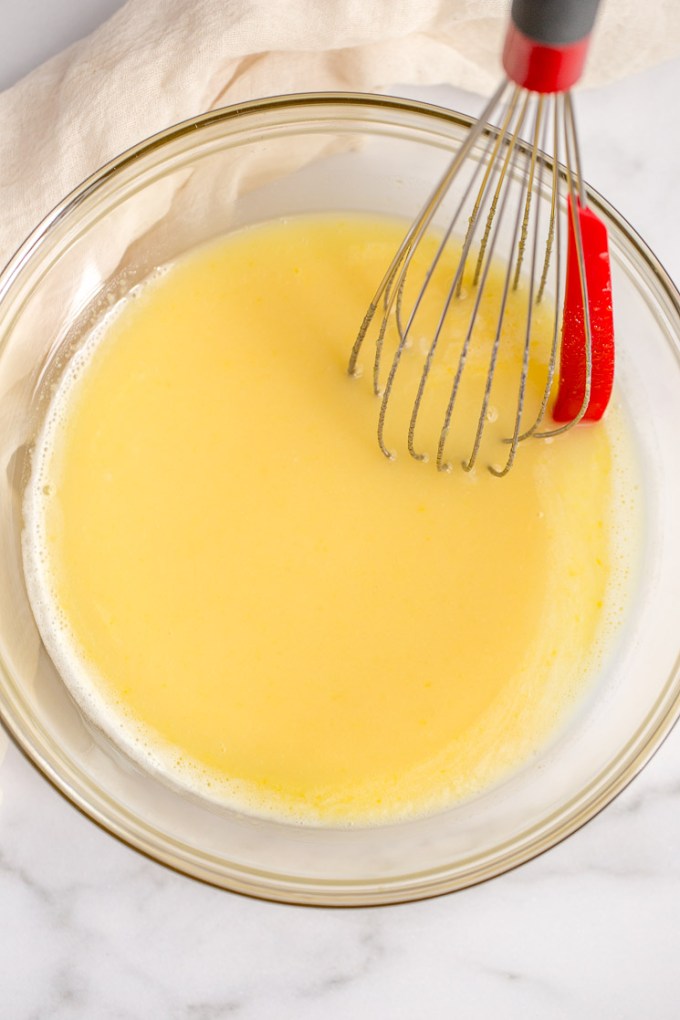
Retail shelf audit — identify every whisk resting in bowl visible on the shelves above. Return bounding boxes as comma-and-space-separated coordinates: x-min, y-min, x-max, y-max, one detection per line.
349, 0, 614, 476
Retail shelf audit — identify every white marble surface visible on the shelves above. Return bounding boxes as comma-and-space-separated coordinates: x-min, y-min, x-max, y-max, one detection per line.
3, 5, 680, 1018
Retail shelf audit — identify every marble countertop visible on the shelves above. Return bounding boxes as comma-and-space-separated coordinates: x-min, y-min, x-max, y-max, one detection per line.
3, 5, 680, 1018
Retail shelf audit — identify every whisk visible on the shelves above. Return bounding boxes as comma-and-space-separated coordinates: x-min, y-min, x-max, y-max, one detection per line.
349, 0, 614, 476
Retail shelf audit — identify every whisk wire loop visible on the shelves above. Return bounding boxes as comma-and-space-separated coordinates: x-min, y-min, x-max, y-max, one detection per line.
350, 77, 601, 473
491, 96, 548, 476
347, 80, 509, 386
462, 98, 538, 473
532, 92, 593, 438
375, 92, 514, 460
404, 91, 527, 462
516, 94, 563, 442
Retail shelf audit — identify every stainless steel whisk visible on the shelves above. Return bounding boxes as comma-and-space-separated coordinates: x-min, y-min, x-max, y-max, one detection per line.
349, 0, 614, 476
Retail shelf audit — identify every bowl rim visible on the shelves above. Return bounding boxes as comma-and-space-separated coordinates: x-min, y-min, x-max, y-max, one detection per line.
1, 90, 680, 906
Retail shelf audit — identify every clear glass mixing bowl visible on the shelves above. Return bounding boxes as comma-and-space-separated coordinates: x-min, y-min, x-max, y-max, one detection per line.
0, 94, 679, 905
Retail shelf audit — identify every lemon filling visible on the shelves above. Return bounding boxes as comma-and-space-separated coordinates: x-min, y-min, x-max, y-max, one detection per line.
23, 214, 636, 823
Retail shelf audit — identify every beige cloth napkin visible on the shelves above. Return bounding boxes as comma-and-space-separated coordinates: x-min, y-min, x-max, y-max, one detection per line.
1, 0, 679, 268
0, 726, 6, 801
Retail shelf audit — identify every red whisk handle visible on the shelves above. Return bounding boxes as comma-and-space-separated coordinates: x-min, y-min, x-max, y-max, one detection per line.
503, 0, 603, 93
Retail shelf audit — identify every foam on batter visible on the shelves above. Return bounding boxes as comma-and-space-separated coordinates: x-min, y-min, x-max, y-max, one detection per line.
22, 214, 640, 824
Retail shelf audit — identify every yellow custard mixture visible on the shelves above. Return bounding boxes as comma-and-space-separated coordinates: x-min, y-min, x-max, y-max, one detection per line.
23, 214, 634, 823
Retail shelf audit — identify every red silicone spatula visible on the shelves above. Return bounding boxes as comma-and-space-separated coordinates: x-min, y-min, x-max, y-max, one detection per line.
553, 195, 615, 422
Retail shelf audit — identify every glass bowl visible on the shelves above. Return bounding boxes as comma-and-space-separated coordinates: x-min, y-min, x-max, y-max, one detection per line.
1, 94, 679, 906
